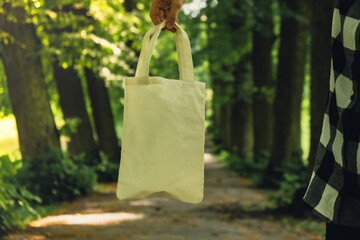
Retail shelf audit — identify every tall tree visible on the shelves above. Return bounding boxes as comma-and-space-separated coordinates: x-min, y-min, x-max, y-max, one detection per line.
307, 0, 333, 177
0, 3, 60, 159
53, 62, 100, 164
52, 1, 132, 164
84, 67, 120, 163
44, 3, 102, 164
289, 0, 333, 216
252, 0, 275, 161
288, 0, 333, 214
80, 0, 140, 163
267, 0, 310, 178
232, 56, 254, 158
207, 0, 253, 158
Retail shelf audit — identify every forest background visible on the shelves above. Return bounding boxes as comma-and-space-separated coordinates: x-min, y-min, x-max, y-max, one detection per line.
0, 0, 333, 235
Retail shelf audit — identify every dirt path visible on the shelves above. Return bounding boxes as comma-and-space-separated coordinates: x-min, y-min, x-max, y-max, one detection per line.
4, 152, 323, 240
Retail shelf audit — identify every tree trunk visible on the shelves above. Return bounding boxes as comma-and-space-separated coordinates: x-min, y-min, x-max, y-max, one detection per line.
84, 67, 120, 163
232, 56, 254, 159
267, 0, 309, 176
285, 0, 333, 218
307, 0, 333, 178
124, 0, 139, 73
221, 94, 233, 151
0, 4, 60, 159
209, 64, 231, 151
252, 0, 275, 161
210, 69, 253, 158
211, 79, 222, 133
53, 62, 100, 164
208, 76, 224, 151
231, 99, 253, 158
124, 0, 137, 12
213, 82, 232, 151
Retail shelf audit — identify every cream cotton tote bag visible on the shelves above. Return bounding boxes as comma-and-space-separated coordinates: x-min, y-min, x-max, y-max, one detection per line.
116, 21, 206, 204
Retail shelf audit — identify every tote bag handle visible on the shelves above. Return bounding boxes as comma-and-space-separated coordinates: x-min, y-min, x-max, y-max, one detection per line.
135, 21, 194, 82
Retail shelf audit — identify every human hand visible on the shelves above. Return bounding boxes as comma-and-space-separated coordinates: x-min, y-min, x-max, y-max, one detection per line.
150, 0, 185, 33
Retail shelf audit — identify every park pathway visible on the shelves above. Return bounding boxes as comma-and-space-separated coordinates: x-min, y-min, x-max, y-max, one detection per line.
4, 151, 323, 240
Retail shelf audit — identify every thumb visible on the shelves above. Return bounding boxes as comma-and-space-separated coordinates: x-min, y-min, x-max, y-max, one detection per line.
165, 1, 182, 30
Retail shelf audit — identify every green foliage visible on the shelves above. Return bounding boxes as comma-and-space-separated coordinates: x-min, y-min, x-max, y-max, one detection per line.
253, 85, 276, 104
59, 117, 82, 137
0, 155, 41, 235
217, 146, 308, 209
12, 203, 60, 230
205, 109, 223, 154
205, 0, 252, 78
218, 150, 267, 186
0, 147, 118, 234
16, 150, 97, 204
36, 0, 145, 78
149, 31, 180, 80
35, 0, 151, 133
94, 152, 120, 183
267, 158, 307, 208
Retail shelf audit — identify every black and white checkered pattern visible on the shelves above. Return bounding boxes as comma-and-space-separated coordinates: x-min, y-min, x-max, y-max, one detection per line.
303, 0, 360, 228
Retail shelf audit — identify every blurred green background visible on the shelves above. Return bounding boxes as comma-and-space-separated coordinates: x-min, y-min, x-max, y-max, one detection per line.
0, 0, 331, 237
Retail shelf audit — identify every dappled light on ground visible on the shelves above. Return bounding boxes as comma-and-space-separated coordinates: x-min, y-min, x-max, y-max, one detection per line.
26, 235, 46, 240
204, 152, 213, 163
29, 212, 144, 227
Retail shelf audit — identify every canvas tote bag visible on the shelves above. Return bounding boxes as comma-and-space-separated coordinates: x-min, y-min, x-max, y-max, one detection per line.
116, 21, 206, 204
